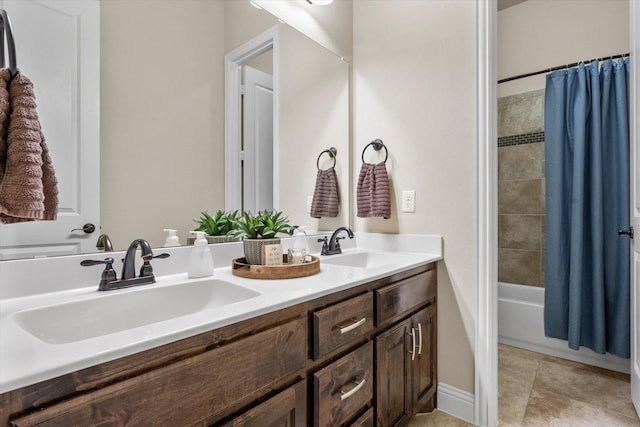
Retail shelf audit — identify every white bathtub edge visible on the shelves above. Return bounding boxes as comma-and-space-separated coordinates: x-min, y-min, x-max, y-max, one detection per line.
498, 282, 630, 374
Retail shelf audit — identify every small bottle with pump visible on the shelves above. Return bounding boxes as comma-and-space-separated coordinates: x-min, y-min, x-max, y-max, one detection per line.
188, 231, 214, 278
163, 229, 181, 247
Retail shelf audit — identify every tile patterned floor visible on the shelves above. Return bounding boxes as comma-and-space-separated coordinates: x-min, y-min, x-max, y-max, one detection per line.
407, 344, 640, 426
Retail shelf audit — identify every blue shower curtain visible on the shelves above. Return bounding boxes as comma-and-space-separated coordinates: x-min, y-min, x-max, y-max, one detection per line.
544, 57, 630, 359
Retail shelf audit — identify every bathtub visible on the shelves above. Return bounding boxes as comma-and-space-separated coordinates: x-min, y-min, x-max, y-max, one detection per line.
498, 282, 629, 373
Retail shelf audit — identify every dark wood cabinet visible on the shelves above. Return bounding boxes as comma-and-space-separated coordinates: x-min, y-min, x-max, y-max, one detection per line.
375, 319, 412, 427
223, 380, 307, 427
375, 274, 437, 427
1, 262, 437, 427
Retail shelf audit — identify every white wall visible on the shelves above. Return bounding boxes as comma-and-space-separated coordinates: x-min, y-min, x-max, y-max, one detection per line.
353, 0, 477, 394
101, 1, 225, 250
498, 0, 629, 97
278, 24, 350, 230
253, 0, 353, 62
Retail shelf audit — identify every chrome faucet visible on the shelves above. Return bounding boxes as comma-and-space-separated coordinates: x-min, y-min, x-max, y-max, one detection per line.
318, 227, 354, 255
81, 238, 169, 291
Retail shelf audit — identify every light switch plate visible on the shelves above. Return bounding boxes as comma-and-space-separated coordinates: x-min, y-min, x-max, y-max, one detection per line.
402, 190, 415, 213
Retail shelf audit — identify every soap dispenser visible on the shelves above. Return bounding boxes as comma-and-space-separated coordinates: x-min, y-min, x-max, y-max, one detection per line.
163, 229, 181, 247
188, 231, 214, 278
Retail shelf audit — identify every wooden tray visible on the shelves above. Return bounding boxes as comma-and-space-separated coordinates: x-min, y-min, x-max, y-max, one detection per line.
232, 256, 320, 279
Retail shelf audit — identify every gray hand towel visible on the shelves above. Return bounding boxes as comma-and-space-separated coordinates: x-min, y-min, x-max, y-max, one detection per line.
310, 167, 340, 218
357, 162, 391, 219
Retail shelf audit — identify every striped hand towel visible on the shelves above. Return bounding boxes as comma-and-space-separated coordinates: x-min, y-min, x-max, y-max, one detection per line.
310, 167, 340, 218
357, 162, 391, 219
0, 70, 58, 223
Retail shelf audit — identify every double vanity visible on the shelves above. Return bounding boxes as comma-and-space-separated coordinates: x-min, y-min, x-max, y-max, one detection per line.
0, 233, 441, 426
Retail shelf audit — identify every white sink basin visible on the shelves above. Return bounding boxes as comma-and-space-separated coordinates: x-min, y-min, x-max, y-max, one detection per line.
321, 251, 415, 269
12, 279, 260, 344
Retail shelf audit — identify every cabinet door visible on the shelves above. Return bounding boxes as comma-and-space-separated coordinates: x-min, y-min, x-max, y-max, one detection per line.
412, 305, 436, 410
375, 319, 411, 427
223, 380, 306, 427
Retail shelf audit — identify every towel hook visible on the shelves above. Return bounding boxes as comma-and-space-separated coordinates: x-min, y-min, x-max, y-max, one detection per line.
317, 147, 337, 170
0, 10, 17, 78
361, 138, 388, 163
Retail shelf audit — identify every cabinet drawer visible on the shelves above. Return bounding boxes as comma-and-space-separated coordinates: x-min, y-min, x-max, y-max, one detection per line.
350, 407, 374, 426
313, 292, 374, 359
313, 341, 373, 427
223, 380, 307, 427
376, 268, 436, 326
10, 318, 307, 427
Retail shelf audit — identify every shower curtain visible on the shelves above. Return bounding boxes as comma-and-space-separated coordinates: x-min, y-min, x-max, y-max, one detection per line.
544, 57, 630, 359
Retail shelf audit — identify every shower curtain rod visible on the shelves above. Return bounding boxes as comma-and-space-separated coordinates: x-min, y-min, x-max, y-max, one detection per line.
498, 52, 630, 84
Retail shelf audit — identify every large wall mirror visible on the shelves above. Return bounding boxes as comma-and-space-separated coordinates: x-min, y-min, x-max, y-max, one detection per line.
0, 0, 349, 259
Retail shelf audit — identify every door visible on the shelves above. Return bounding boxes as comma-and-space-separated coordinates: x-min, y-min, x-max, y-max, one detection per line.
412, 305, 436, 412
632, 0, 640, 417
376, 319, 411, 427
243, 65, 273, 213
0, 0, 100, 259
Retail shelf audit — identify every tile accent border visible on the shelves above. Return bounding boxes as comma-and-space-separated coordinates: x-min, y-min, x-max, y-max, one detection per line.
437, 382, 476, 424
498, 131, 544, 147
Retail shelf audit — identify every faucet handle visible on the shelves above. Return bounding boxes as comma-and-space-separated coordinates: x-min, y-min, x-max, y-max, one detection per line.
80, 257, 117, 288
140, 252, 170, 277
317, 236, 330, 255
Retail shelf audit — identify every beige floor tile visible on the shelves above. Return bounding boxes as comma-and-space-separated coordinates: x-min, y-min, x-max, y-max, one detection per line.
522, 388, 640, 427
498, 344, 543, 388
532, 358, 637, 419
407, 410, 474, 426
499, 375, 531, 426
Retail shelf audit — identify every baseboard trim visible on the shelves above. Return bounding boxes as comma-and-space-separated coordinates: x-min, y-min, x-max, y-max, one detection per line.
437, 382, 475, 424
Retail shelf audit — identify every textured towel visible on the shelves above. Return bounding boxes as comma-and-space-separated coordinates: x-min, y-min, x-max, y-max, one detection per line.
0, 70, 58, 223
0, 69, 11, 186
310, 167, 340, 218
357, 162, 391, 219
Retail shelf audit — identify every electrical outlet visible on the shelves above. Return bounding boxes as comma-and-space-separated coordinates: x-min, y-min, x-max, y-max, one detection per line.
307, 195, 313, 213
402, 190, 415, 213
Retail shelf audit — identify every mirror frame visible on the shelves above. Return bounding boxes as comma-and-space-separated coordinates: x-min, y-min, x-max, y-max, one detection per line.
225, 27, 279, 212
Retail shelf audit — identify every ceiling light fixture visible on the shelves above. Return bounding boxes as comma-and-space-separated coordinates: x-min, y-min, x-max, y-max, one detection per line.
305, 0, 334, 5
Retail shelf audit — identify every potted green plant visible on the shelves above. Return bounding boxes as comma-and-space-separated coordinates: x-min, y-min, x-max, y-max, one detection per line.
228, 210, 292, 265
192, 210, 240, 244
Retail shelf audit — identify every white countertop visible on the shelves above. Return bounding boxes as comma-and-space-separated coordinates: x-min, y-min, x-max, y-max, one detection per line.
0, 233, 441, 394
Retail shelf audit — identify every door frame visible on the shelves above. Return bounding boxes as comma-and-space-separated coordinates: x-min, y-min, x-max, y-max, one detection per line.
224, 27, 279, 212
475, 0, 498, 425
475, 1, 640, 426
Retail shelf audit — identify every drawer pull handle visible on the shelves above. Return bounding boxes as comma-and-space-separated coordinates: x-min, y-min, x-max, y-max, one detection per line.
417, 322, 423, 355
339, 378, 366, 401
408, 328, 416, 361
339, 317, 366, 334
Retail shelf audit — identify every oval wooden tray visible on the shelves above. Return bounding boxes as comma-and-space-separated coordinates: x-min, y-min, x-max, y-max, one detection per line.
232, 256, 320, 279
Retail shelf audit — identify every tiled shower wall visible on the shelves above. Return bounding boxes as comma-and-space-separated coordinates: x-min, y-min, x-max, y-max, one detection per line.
498, 90, 546, 287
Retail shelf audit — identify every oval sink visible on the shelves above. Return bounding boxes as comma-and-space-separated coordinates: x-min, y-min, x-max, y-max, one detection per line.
320, 251, 416, 269
12, 279, 260, 344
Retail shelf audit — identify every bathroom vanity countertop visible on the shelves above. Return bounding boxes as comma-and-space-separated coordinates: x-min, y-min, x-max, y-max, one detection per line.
0, 233, 441, 393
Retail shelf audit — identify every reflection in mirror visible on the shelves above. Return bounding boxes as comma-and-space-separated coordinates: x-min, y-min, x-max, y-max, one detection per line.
0, 0, 349, 259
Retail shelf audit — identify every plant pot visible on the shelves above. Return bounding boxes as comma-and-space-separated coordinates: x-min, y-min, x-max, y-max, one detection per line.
187, 235, 240, 245
243, 238, 281, 265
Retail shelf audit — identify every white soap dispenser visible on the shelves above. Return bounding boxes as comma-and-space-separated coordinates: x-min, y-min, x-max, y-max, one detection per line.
188, 231, 214, 278
163, 229, 181, 247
